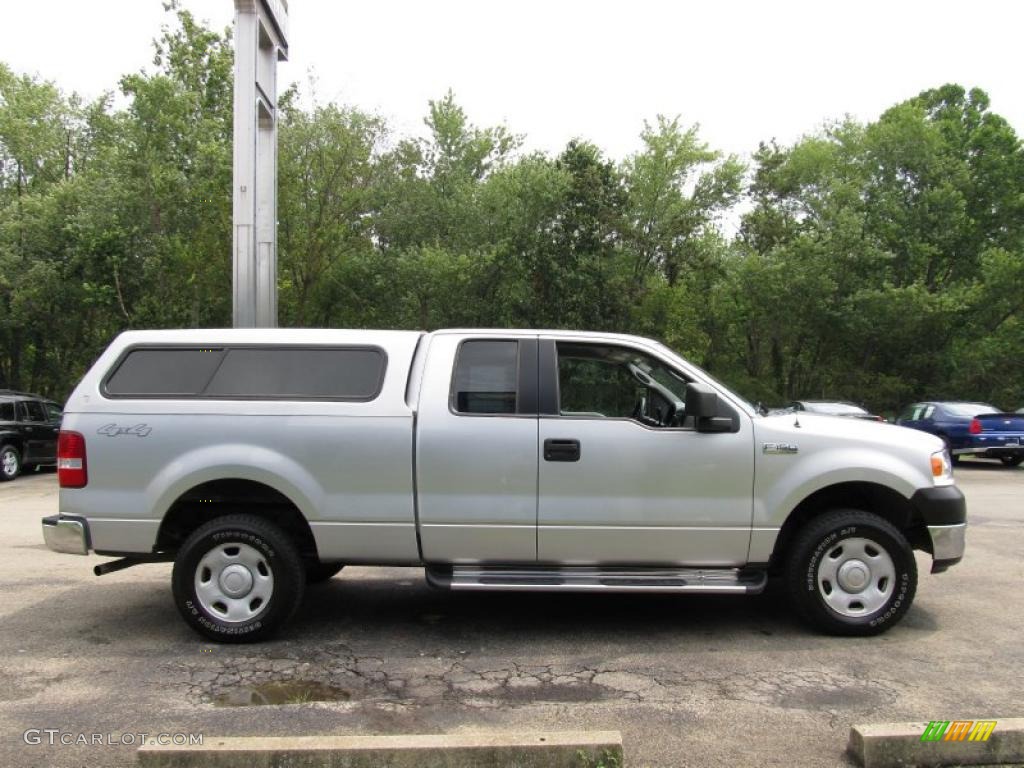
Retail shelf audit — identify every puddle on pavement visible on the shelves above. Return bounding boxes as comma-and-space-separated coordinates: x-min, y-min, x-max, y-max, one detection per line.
213, 680, 350, 707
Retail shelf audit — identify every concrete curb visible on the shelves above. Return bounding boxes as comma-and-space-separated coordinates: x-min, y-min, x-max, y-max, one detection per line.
848, 718, 1024, 768
137, 730, 624, 767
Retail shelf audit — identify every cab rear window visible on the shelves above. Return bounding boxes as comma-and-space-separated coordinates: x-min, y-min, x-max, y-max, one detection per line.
452, 340, 518, 414
104, 346, 386, 400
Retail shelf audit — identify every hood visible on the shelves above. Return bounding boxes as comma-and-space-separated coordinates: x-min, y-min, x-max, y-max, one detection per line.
758, 412, 945, 454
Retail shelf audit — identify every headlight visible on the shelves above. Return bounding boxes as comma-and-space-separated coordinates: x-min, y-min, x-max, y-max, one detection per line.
931, 449, 954, 485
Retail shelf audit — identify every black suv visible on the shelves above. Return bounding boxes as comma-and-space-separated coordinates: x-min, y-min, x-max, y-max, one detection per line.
0, 390, 63, 481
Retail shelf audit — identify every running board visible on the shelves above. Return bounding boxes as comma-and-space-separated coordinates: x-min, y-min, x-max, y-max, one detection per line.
427, 566, 767, 594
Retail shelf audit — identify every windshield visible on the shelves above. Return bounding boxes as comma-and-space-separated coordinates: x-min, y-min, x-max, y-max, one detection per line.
943, 403, 999, 417
803, 402, 867, 416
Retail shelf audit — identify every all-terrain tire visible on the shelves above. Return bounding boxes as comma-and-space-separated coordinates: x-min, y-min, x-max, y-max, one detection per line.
785, 509, 917, 636
172, 514, 305, 643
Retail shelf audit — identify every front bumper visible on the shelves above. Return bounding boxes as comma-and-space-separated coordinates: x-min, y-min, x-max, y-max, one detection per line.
926, 524, 966, 573
42, 515, 90, 555
910, 486, 966, 573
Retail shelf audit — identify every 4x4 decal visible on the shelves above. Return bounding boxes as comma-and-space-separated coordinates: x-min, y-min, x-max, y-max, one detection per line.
96, 423, 152, 437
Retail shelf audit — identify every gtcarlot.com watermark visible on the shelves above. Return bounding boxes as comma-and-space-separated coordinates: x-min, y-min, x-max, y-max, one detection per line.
23, 729, 202, 747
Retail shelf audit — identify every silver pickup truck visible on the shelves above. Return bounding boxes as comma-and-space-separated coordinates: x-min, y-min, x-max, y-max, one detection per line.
42, 328, 966, 642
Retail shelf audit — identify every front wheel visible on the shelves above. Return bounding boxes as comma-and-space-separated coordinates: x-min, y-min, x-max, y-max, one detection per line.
172, 515, 305, 643
785, 509, 917, 636
999, 455, 1023, 467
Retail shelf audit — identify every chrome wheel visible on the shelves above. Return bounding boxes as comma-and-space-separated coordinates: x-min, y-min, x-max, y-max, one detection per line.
1, 448, 19, 479
194, 542, 274, 623
816, 536, 895, 618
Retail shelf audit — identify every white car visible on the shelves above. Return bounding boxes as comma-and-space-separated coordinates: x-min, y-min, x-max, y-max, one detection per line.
43, 329, 965, 642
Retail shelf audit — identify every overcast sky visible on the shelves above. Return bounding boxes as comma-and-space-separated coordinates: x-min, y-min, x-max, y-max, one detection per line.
5, 0, 1023, 162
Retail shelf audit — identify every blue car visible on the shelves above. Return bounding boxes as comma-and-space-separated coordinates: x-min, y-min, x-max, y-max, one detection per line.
897, 401, 1024, 467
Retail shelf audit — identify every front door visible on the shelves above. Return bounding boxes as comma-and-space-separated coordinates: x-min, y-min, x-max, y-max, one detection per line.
416, 334, 539, 563
537, 339, 754, 566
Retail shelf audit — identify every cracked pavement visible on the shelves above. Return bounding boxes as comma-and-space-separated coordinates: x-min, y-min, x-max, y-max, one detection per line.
1, 463, 1022, 767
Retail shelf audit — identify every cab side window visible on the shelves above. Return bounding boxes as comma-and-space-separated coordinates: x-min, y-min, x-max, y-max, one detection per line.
452, 340, 518, 415
559, 355, 639, 418
0, 402, 14, 421
555, 342, 689, 428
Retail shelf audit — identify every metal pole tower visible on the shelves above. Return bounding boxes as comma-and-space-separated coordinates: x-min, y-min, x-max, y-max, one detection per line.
232, 0, 288, 328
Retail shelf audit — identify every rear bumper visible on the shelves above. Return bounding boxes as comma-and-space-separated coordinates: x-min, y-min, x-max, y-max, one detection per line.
953, 447, 1024, 457
953, 436, 1024, 456
910, 486, 966, 573
42, 515, 90, 555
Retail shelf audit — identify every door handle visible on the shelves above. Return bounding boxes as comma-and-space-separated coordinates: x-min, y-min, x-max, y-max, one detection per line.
544, 438, 581, 462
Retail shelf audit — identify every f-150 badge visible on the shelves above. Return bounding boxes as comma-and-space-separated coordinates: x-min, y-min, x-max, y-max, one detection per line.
763, 442, 798, 454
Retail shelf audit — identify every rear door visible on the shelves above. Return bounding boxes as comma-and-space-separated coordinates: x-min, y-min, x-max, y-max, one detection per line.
0, 401, 17, 449
18, 400, 51, 462
415, 333, 539, 563
536, 337, 754, 566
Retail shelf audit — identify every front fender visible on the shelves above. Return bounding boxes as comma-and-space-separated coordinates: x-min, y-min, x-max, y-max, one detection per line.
755, 446, 930, 529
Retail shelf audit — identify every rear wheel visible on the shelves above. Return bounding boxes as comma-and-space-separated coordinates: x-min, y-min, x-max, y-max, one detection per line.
1000, 455, 1023, 467
0, 445, 21, 481
172, 515, 305, 643
786, 509, 917, 636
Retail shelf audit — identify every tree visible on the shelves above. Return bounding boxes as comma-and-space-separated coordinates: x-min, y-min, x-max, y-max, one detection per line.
733, 86, 1024, 410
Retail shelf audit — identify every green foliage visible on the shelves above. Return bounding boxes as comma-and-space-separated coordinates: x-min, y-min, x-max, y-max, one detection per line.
1, 8, 1022, 412
732, 85, 1024, 409
575, 748, 621, 768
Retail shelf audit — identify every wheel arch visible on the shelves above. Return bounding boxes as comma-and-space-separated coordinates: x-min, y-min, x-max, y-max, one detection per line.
155, 478, 319, 562
0, 434, 24, 453
768, 481, 928, 572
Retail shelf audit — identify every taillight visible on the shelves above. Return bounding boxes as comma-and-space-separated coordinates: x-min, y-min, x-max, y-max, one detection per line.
57, 430, 88, 488
968, 418, 982, 435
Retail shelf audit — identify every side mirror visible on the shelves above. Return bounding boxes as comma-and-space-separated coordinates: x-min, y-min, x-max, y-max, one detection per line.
685, 382, 718, 419
685, 382, 735, 433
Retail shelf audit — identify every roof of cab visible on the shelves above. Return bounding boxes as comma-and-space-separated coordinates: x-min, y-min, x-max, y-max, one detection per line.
430, 328, 663, 345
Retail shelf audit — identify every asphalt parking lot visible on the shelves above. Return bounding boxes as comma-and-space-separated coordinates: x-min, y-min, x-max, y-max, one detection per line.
0, 463, 1021, 768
